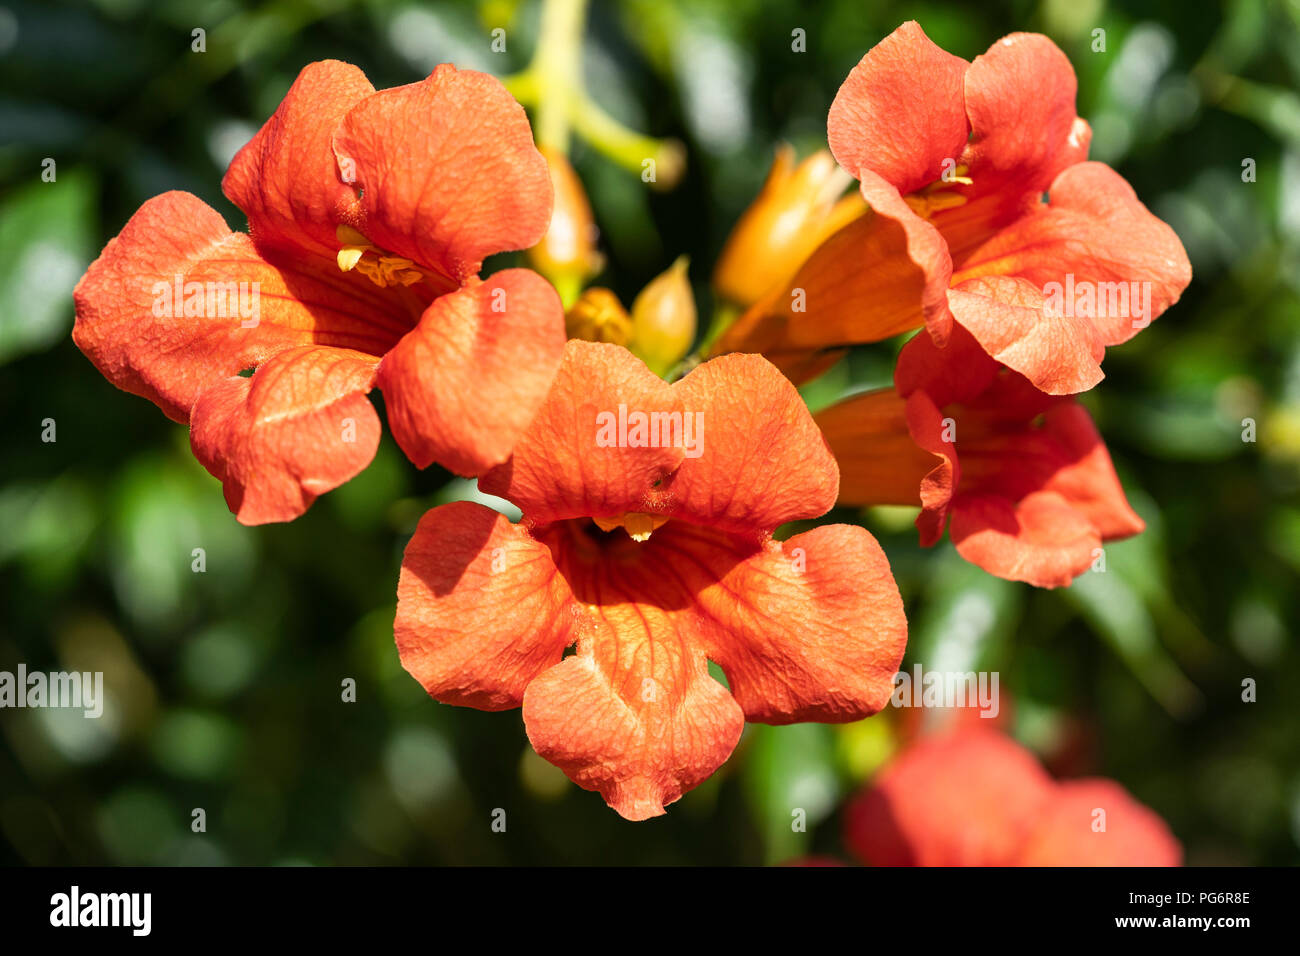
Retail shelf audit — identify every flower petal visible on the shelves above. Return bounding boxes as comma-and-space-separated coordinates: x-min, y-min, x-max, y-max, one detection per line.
695, 524, 907, 723
667, 352, 839, 534
963, 33, 1090, 200
827, 20, 970, 195
813, 388, 938, 507
395, 501, 576, 711
844, 727, 1056, 866
189, 345, 380, 525
1038, 403, 1145, 541
947, 274, 1105, 394
1012, 780, 1182, 866
479, 340, 683, 524
73, 191, 414, 423
378, 269, 565, 475
222, 60, 376, 262
334, 64, 552, 284
711, 175, 952, 374
949, 490, 1102, 589
522, 526, 745, 820
952, 161, 1192, 351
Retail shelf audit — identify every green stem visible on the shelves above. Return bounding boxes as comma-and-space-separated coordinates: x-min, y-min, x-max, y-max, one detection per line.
531, 0, 588, 153
505, 0, 683, 186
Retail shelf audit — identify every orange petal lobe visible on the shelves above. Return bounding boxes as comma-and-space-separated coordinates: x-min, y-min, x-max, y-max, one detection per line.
828, 20, 970, 194
378, 269, 566, 475
395, 502, 576, 711
479, 340, 684, 524
963, 33, 1089, 200
72, 191, 409, 424
334, 64, 552, 284
222, 60, 376, 261
523, 523, 747, 820
697, 524, 907, 723
668, 352, 839, 533
952, 162, 1192, 354
189, 345, 380, 525
1012, 780, 1183, 866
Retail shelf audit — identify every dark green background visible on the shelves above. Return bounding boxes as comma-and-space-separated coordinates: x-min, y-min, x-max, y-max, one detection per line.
1, 0, 1297, 864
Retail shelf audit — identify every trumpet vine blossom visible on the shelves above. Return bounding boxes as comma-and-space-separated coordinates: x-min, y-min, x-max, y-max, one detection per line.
394, 341, 908, 820
73, 61, 565, 524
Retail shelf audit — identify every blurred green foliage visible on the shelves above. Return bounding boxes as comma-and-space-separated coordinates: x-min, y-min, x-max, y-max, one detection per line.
1, 0, 1298, 865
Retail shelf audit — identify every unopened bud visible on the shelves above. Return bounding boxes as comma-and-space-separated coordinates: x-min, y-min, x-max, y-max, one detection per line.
630, 256, 696, 377
566, 287, 632, 346
713, 144, 864, 308
528, 147, 604, 306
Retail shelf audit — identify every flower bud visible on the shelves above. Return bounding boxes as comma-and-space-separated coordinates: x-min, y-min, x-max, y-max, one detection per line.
528, 147, 604, 306
630, 256, 696, 377
712, 144, 865, 308
565, 287, 633, 346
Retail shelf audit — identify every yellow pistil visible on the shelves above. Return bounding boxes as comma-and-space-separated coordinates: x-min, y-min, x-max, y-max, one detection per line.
903, 164, 973, 220
335, 224, 425, 288
593, 512, 669, 542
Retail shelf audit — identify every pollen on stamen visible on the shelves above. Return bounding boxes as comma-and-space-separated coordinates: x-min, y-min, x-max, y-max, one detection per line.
593, 512, 670, 542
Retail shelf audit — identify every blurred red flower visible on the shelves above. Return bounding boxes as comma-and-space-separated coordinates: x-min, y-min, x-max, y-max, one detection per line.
845, 726, 1182, 866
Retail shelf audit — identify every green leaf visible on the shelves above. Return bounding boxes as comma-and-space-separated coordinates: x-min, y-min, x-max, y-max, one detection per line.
0, 168, 96, 364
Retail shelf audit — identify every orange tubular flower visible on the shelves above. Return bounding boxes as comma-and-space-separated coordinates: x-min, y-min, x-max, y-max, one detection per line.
817, 325, 1143, 588
845, 727, 1182, 866
715, 21, 1191, 393
712, 145, 865, 310
72, 61, 565, 524
394, 341, 908, 820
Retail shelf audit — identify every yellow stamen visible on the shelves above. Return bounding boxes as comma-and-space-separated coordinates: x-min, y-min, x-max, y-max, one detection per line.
593, 512, 669, 542
903, 166, 973, 220
337, 246, 366, 272
903, 190, 971, 218
334, 224, 426, 287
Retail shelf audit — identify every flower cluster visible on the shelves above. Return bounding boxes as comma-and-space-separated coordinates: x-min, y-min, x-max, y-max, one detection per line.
715, 22, 1191, 587
71, 20, 1191, 847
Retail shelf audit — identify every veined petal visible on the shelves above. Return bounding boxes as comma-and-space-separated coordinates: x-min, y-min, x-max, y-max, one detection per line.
827, 20, 970, 195
334, 64, 552, 284
963, 33, 1090, 201
523, 521, 748, 820
479, 340, 684, 525
378, 269, 566, 475
222, 60, 376, 262
189, 345, 380, 525
1012, 780, 1182, 866
949, 490, 1102, 589
395, 502, 576, 711
72, 191, 412, 424
947, 274, 1105, 395
667, 352, 839, 534
695, 524, 907, 723
951, 162, 1192, 352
